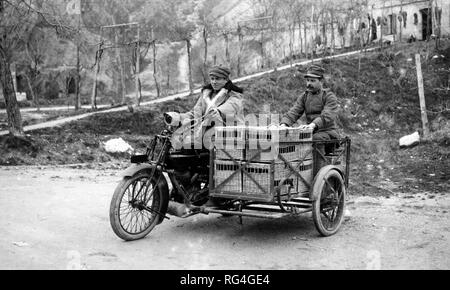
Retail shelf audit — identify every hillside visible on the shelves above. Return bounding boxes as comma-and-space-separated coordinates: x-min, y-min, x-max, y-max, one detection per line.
0, 40, 449, 197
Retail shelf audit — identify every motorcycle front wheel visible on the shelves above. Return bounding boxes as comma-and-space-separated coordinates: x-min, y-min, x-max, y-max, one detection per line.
109, 172, 166, 241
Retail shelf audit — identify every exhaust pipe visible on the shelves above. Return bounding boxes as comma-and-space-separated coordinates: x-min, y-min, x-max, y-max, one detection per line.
167, 201, 200, 218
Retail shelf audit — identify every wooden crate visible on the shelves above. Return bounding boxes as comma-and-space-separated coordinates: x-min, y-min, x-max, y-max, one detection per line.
246, 126, 313, 145
215, 126, 313, 163
214, 126, 245, 161
242, 160, 314, 201
246, 144, 314, 163
215, 126, 246, 145
213, 160, 242, 193
296, 160, 314, 194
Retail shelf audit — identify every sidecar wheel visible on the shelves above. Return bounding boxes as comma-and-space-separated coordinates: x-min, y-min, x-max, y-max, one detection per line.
312, 169, 346, 237
110, 172, 166, 241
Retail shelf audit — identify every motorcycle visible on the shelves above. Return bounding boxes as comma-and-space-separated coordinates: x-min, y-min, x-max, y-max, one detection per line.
109, 115, 351, 241
109, 116, 226, 241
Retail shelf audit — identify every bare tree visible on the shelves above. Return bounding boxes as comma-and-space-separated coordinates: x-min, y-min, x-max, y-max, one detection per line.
197, 0, 221, 83
1, 1, 69, 136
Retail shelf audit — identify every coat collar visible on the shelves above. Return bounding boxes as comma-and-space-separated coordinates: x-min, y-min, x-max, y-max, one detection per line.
203, 88, 229, 111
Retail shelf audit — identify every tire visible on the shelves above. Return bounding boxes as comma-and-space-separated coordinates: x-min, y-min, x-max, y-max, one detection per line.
312, 169, 346, 237
109, 171, 167, 241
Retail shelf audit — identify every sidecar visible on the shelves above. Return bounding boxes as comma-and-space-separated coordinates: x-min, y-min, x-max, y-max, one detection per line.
205, 127, 351, 237
109, 127, 351, 241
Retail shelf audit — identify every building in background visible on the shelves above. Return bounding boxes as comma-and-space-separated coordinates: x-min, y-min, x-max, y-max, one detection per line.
368, 0, 449, 42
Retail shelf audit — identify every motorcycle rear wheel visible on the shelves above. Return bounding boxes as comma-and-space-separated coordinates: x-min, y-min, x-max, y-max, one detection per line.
109, 172, 165, 241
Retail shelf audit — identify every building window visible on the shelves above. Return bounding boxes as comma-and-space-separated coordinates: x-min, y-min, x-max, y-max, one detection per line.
387, 14, 397, 35
414, 13, 418, 25
401, 11, 408, 28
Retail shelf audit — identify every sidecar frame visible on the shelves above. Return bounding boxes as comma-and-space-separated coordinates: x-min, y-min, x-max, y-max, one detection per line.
205, 137, 351, 236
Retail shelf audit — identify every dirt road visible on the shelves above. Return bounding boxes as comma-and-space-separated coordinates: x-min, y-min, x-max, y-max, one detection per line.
0, 165, 448, 270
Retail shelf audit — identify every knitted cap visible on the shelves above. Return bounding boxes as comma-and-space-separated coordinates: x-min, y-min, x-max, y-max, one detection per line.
209, 65, 231, 79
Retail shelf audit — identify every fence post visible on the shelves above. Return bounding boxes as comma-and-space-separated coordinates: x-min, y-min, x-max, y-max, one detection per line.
415, 53, 430, 140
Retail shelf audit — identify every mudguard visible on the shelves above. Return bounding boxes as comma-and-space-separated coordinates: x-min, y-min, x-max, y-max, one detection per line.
120, 164, 169, 225
310, 165, 346, 201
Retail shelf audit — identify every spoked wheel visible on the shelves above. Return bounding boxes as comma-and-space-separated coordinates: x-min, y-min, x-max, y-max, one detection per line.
312, 169, 346, 237
110, 172, 167, 241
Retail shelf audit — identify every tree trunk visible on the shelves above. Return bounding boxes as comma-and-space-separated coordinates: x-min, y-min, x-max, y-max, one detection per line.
224, 33, 230, 67
24, 73, 39, 112
135, 27, 142, 106
399, 0, 404, 42
260, 31, 264, 68
289, 24, 293, 67
298, 21, 303, 56
114, 31, 126, 105
311, 5, 315, 61
202, 27, 208, 83
186, 39, 194, 95
237, 25, 243, 77
331, 10, 335, 56
75, 44, 82, 109
91, 39, 102, 110
152, 40, 161, 99
0, 45, 23, 136
304, 22, 308, 59
166, 58, 170, 92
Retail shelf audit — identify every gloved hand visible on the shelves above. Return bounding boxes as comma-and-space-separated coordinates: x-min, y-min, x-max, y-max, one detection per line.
204, 108, 223, 127
164, 112, 181, 127
299, 123, 317, 131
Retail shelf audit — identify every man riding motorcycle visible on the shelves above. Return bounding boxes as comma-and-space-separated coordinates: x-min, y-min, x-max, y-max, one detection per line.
164, 65, 244, 151
163, 65, 244, 214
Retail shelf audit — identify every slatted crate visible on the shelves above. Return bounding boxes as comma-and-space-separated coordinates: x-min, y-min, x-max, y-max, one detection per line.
215, 126, 314, 163
214, 126, 246, 161
242, 160, 314, 202
246, 126, 313, 163
246, 143, 314, 163
213, 160, 242, 193
246, 126, 313, 144
215, 126, 246, 145
295, 159, 314, 194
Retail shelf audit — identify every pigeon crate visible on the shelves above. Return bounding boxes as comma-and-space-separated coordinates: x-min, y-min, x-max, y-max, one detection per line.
215, 148, 246, 161
295, 159, 314, 194
246, 127, 313, 144
246, 144, 314, 163
215, 126, 246, 144
242, 160, 313, 202
215, 126, 246, 160
213, 160, 242, 193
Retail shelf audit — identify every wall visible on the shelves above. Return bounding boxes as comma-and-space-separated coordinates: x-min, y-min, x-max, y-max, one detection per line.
369, 0, 449, 41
